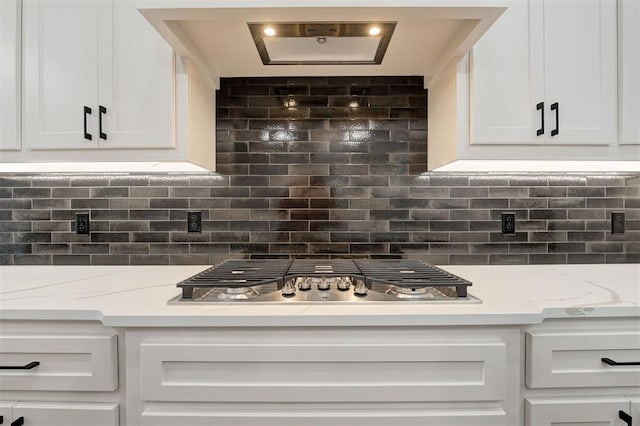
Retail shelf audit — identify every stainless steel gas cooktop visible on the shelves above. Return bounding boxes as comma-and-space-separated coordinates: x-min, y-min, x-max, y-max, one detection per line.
169, 259, 480, 304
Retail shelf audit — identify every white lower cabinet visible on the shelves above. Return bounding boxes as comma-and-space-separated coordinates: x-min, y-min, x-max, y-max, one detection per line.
126, 326, 521, 426
0, 321, 121, 426
524, 318, 640, 426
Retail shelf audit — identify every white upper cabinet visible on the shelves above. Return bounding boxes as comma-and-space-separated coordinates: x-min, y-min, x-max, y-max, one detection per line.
0, 0, 21, 151
470, 0, 617, 145
620, 0, 640, 144
23, 0, 174, 150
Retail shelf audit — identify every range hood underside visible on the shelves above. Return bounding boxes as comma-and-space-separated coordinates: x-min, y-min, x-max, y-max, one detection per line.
140, 3, 506, 88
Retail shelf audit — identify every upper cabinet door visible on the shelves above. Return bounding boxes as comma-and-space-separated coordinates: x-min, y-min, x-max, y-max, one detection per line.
470, 0, 544, 144
0, 0, 21, 151
23, 0, 99, 149
620, 0, 640, 144
97, 0, 175, 149
543, 0, 617, 144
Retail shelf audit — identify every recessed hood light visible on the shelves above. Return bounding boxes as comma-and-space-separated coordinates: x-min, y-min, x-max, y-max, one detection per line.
247, 21, 396, 65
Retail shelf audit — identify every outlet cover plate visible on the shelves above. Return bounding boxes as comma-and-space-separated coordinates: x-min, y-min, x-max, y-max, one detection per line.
75, 213, 90, 235
187, 211, 202, 233
611, 212, 625, 234
501, 212, 516, 235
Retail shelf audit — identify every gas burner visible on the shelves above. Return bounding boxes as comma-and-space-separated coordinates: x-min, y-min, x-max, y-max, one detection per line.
215, 286, 261, 300
384, 285, 441, 300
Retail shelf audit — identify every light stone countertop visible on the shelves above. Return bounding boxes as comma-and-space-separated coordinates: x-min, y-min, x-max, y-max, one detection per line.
0, 264, 638, 327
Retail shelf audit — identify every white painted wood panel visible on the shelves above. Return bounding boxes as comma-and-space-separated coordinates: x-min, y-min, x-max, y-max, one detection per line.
13, 402, 118, 426
526, 330, 640, 388
543, 0, 617, 144
98, 0, 175, 149
0, 0, 21, 151
142, 406, 506, 426
0, 334, 118, 391
140, 342, 507, 403
23, 0, 99, 149
620, 0, 640, 144
470, 0, 544, 144
525, 398, 629, 426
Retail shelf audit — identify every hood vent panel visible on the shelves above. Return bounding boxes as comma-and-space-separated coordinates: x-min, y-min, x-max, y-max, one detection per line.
248, 22, 396, 65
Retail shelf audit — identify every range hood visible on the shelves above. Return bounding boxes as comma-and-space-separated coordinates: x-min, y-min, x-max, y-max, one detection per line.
139, 0, 507, 88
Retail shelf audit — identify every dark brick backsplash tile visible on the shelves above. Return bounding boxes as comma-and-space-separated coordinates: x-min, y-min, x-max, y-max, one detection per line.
91, 232, 130, 243
529, 253, 567, 264
92, 254, 130, 265
568, 187, 605, 197
70, 177, 110, 187
568, 253, 606, 263
490, 254, 528, 264
1, 79, 637, 265
606, 253, 640, 263
509, 198, 548, 209
53, 255, 90, 265
13, 254, 49, 265
548, 242, 585, 253
129, 209, 168, 221
587, 198, 624, 208
33, 243, 70, 254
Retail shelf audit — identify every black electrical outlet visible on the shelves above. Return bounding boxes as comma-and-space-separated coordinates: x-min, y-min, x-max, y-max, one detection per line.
611, 212, 625, 234
187, 211, 202, 233
75, 213, 90, 235
501, 212, 516, 235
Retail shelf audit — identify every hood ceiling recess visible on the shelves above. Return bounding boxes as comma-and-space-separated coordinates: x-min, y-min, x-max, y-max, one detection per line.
140, 0, 506, 88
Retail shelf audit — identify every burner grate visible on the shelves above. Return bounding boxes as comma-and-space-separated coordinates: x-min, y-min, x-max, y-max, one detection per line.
178, 259, 292, 299
353, 259, 472, 297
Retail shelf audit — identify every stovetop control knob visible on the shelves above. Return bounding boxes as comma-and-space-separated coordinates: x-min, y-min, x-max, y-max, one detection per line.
337, 277, 351, 291
353, 280, 368, 297
296, 277, 311, 291
281, 280, 296, 298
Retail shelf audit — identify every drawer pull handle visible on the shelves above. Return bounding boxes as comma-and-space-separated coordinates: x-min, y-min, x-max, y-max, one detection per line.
0, 361, 39, 370
83, 106, 92, 140
0, 415, 3, 424
619, 410, 632, 426
550, 102, 559, 136
536, 102, 544, 136
99, 105, 107, 140
601, 357, 640, 366
10, 418, 24, 426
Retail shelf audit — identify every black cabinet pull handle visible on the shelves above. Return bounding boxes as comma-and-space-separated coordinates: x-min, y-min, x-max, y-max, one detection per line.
602, 357, 640, 366
0, 361, 39, 370
99, 105, 107, 140
536, 102, 544, 136
619, 410, 632, 426
550, 102, 559, 136
0, 415, 3, 424
10, 418, 24, 426
83, 106, 92, 140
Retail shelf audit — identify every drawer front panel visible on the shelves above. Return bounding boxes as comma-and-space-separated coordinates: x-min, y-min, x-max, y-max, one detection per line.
0, 334, 118, 391
525, 398, 629, 426
13, 402, 118, 426
140, 342, 506, 403
142, 406, 506, 426
526, 331, 640, 388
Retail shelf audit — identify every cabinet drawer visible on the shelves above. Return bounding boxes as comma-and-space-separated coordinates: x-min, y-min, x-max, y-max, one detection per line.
0, 334, 118, 391
13, 402, 118, 426
526, 330, 640, 388
142, 406, 506, 426
525, 397, 629, 426
140, 341, 506, 403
